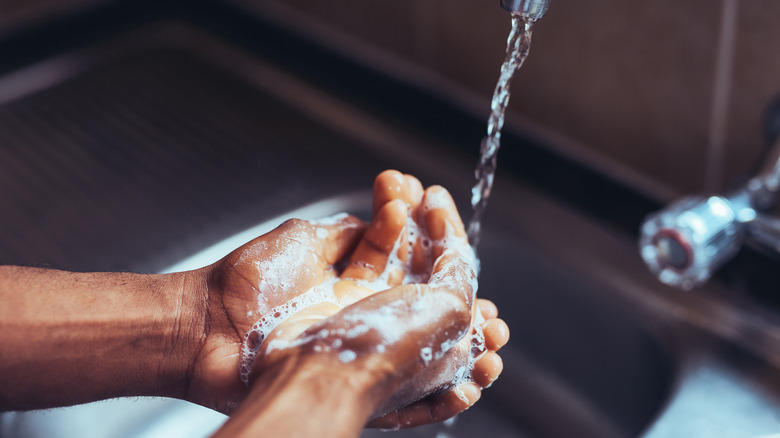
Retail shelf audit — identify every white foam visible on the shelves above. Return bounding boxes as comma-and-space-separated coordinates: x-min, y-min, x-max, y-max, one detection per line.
235, 240, 319, 308
316, 228, 329, 239
439, 338, 459, 357
341, 299, 409, 345
239, 276, 340, 384
452, 385, 469, 403
338, 350, 357, 363
420, 347, 433, 365
449, 309, 488, 388
308, 212, 349, 226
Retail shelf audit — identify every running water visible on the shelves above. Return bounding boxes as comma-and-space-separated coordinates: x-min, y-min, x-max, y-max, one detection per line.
467, 15, 535, 251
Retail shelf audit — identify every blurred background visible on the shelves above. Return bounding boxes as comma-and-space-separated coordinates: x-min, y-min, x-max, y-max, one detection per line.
203, 0, 774, 200
3, 0, 778, 203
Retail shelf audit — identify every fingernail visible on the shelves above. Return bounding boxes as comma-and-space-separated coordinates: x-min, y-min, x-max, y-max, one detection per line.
456, 382, 481, 404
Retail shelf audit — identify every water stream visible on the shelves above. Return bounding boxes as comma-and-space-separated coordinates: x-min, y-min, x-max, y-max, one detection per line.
467, 15, 535, 251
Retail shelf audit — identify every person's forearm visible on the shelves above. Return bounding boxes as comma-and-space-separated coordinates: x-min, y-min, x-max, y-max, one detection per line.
0, 266, 206, 410
215, 354, 378, 438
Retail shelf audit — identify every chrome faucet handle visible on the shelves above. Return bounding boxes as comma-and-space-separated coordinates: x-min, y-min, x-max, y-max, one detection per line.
639, 196, 744, 290
640, 97, 780, 289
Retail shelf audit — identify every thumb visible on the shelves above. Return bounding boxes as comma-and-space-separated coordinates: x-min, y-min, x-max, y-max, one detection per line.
307, 213, 367, 265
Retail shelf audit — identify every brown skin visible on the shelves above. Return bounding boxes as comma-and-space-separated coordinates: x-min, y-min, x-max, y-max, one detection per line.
185, 215, 368, 412
0, 170, 510, 437
0, 267, 198, 410
220, 170, 508, 435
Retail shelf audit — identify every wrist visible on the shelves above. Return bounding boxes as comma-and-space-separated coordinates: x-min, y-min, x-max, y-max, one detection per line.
217, 352, 379, 438
0, 267, 211, 409
164, 268, 210, 400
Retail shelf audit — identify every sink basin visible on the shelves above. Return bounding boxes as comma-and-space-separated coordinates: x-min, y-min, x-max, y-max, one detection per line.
0, 17, 673, 438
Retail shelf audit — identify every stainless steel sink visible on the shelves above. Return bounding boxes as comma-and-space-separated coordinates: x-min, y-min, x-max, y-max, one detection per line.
3, 14, 767, 437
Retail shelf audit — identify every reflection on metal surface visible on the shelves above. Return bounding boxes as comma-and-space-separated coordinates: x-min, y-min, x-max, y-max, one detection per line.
499, 0, 551, 20
639, 195, 742, 290
644, 363, 780, 438
162, 192, 371, 273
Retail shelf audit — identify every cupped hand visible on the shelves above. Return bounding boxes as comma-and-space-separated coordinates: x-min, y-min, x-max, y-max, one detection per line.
181, 169, 509, 427
183, 214, 366, 413
247, 170, 510, 427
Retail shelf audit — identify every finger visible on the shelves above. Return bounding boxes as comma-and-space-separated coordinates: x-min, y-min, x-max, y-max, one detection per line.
471, 351, 503, 388
412, 186, 468, 273
430, 382, 481, 423
264, 301, 342, 344
249, 301, 343, 383
367, 382, 481, 429
428, 250, 478, 304
477, 298, 498, 319
482, 318, 510, 351
421, 185, 466, 240
342, 199, 408, 284
307, 214, 367, 265
333, 279, 376, 307
372, 169, 423, 216
366, 409, 402, 430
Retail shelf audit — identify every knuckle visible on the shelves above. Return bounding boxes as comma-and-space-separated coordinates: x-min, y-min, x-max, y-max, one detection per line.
280, 218, 311, 233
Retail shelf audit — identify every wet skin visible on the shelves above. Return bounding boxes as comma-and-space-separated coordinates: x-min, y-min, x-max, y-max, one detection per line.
201, 170, 510, 434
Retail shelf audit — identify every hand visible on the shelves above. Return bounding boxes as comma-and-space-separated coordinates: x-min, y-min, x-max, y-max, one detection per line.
182, 214, 367, 413
245, 170, 509, 428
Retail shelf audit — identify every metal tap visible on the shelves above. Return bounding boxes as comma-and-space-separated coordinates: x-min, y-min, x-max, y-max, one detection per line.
500, 0, 550, 20
639, 99, 780, 290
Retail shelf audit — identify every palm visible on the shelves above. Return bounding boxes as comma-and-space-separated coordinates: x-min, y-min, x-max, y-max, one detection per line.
187, 217, 365, 413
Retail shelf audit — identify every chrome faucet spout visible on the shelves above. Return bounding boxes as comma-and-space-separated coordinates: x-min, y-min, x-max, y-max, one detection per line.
500, 0, 550, 20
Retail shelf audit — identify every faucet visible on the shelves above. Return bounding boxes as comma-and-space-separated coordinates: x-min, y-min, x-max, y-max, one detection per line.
500, 0, 551, 20
639, 99, 780, 290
